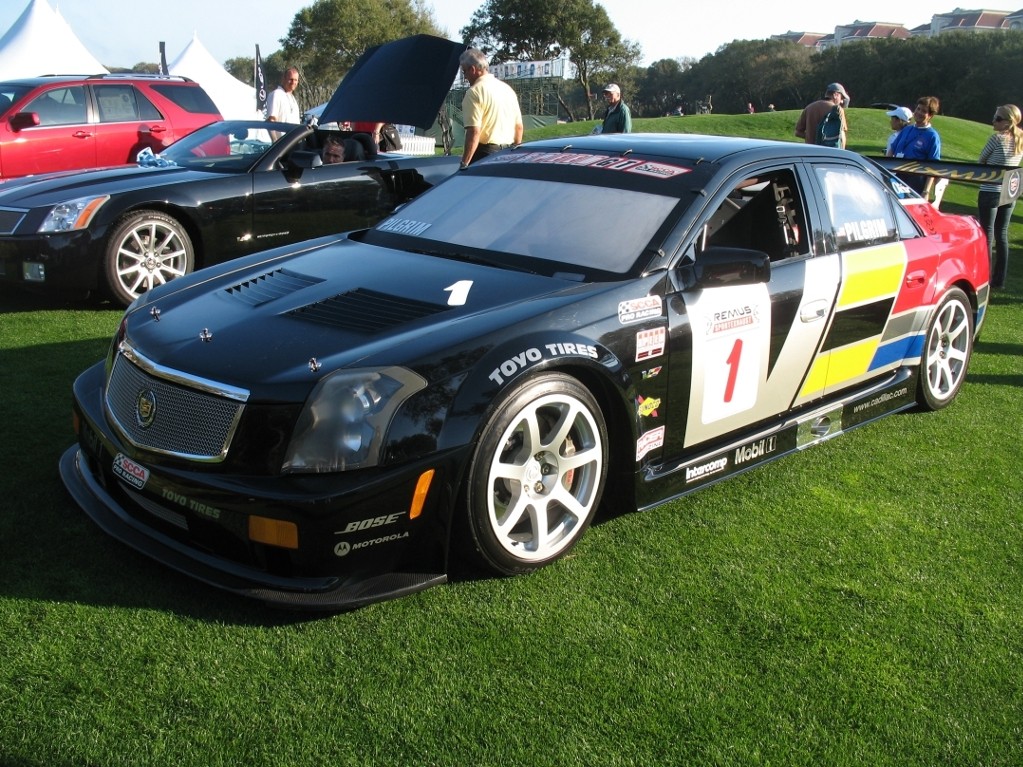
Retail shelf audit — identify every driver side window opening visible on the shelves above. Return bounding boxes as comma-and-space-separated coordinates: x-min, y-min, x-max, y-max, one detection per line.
698, 168, 810, 262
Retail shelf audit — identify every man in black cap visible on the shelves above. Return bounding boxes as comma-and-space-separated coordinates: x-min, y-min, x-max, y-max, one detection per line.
600, 83, 632, 134
795, 83, 850, 148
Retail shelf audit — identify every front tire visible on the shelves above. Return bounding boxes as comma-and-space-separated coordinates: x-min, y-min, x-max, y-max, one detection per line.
103, 210, 194, 307
463, 373, 608, 575
917, 287, 974, 410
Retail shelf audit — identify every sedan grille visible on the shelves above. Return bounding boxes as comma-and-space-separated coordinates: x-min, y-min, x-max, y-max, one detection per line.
105, 349, 248, 462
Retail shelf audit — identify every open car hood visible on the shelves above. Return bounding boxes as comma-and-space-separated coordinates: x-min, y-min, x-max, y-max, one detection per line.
318, 34, 466, 129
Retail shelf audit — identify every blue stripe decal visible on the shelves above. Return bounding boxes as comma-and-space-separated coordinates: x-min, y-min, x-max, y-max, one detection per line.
871, 333, 925, 369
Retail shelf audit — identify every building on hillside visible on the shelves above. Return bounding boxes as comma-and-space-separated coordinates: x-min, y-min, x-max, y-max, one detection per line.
771, 31, 829, 49
831, 21, 912, 46
771, 8, 1023, 49
927, 8, 1018, 35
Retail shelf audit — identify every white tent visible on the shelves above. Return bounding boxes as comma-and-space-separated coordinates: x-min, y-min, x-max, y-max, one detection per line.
168, 34, 259, 120
0, 0, 107, 80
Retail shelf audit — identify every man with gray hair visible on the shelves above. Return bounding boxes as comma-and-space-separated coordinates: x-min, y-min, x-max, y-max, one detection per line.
600, 83, 632, 134
459, 49, 523, 168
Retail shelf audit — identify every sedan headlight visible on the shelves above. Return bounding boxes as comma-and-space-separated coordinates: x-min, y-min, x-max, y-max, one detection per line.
283, 366, 427, 473
38, 195, 110, 233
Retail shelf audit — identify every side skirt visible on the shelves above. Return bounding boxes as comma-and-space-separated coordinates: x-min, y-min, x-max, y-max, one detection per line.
637, 368, 918, 511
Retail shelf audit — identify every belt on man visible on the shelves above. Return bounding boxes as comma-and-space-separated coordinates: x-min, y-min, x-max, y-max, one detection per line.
481, 143, 511, 150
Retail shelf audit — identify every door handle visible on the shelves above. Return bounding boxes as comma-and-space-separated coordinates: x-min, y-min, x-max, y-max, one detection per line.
905, 269, 926, 287
146, 125, 167, 134
72, 131, 92, 138
800, 299, 829, 322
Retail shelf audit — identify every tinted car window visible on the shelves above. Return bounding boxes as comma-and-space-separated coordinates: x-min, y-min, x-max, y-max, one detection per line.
134, 87, 163, 120
815, 165, 898, 250
150, 84, 219, 115
25, 86, 87, 126
95, 84, 139, 122
0, 84, 33, 118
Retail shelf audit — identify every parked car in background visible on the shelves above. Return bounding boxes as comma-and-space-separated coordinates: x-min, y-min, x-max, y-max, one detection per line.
60, 133, 990, 610
0, 74, 222, 179
0, 119, 459, 305
0, 34, 468, 306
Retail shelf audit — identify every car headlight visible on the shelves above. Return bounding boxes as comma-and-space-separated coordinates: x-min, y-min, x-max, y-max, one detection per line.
282, 366, 427, 473
38, 195, 110, 233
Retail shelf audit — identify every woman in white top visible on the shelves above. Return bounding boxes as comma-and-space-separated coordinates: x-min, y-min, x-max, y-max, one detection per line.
977, 104, 1023, 289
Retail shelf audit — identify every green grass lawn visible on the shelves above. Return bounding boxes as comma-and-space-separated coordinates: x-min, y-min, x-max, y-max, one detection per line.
1, 114, 1021, 767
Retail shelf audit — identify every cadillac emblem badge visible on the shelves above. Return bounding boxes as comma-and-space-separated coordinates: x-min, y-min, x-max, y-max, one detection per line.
135, 389, 158, 429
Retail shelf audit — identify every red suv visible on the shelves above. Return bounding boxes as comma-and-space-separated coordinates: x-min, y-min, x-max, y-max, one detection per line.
0, 74, 222, 179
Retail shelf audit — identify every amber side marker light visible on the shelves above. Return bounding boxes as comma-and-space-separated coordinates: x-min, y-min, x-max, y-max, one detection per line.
249, 516, 299, 549
410, 469, 435, 520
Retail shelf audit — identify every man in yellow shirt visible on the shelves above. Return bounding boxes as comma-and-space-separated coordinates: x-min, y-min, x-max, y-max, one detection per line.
459, 49, 523, 168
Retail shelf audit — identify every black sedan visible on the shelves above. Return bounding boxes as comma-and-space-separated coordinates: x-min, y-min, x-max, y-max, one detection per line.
60, 133, 990, 609
0, 120, 457, 306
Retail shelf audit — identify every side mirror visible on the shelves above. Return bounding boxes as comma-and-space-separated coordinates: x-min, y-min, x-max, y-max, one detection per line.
282, 148, 322, 183
677, 246, 771, 291
10, 112, 40, 132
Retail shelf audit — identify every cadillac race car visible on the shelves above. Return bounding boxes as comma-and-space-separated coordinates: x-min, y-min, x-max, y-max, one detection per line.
60, 133, 989, 609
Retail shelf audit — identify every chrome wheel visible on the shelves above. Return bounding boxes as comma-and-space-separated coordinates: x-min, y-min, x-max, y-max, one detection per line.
919, 288, 973, 410
104, 211, 194, 306
466, 374, 607, 574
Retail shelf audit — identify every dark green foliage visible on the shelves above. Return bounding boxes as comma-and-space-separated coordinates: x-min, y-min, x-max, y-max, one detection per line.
636, 31, 1023, 119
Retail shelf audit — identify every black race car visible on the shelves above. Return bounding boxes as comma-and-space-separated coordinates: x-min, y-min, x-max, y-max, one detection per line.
0, 35, 464, 306
60, 134, 990, 609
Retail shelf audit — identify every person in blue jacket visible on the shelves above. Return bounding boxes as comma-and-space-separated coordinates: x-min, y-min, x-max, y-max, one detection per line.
891, 96, 942, 197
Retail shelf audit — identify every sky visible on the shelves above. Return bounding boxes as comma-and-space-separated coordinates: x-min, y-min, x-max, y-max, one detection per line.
1, 0, 1021, 70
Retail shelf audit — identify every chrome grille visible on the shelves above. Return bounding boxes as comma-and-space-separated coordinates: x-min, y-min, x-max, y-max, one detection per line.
105, 350, 247, 462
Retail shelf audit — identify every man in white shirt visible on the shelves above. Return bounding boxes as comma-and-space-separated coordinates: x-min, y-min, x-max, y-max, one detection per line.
267, 68, 301, 123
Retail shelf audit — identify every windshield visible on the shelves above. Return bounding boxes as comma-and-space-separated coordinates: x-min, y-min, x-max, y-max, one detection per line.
367, 173, 682, 275
158, 121, 301, 172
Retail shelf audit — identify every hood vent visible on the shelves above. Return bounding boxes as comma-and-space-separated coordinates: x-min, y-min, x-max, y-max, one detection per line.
287, 288, 447, 333
225, 268, 325, 306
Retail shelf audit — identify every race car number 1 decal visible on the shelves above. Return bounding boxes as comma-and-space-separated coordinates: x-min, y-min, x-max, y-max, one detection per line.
686, 284, 770, 424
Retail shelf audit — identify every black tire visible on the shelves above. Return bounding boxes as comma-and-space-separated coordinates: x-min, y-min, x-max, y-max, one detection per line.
103, 210, 194, 307
462, 373, 608, 575
917, 287, 974, 410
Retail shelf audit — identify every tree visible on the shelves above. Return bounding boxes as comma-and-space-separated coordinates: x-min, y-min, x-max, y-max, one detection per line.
461, 0, 571, 60
634, 57, 694, 116
461, 0, 641, 121
278, 0, 442, 101
224, 56, 255, 86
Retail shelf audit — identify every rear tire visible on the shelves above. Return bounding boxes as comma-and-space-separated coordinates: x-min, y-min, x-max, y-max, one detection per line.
463, 373, 608, 575
103, 210, 194, 307
917, 287, 973, 410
